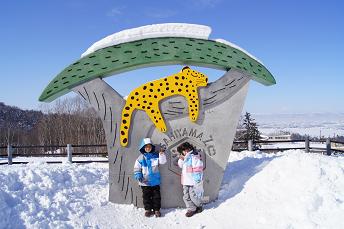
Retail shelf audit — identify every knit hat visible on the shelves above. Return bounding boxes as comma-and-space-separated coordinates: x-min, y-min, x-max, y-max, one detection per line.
142, 138, 152, 146
139, 138, 155, 154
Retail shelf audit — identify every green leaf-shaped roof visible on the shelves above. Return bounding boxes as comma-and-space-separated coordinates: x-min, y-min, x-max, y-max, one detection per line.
39, 37, 276, 102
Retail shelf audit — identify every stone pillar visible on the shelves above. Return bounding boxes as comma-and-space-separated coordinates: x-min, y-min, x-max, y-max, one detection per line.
305, 136, 310, 153
7, 145, 13, 165
326, 138, 331, 156
67, 144, 73, 163
248, 140, 253, 151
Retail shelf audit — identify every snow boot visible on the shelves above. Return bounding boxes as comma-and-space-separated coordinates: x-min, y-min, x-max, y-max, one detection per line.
185, 210, 196, 217
154, 211, 161, 217
144, 210, 153, 217
196, 206, 203, 213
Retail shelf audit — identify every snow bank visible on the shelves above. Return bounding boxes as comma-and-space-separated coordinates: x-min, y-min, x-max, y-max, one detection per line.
81, 23, 211, 57
0, 162, 108, 228
219, 150, 344, 229
1, 150, 343, 228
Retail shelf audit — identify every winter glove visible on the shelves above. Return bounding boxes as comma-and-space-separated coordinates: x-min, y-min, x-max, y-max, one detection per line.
134, 172, 143, 182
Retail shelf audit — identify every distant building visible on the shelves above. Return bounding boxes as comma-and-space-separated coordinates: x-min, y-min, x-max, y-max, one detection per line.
331, 142, 344, 150
266, 134, 291, 141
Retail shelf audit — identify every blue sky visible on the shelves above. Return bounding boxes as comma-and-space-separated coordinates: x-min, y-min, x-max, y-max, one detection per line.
1, 0, 343, 114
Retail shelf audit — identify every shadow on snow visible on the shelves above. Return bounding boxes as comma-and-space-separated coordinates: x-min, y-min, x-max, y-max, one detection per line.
206, 153, 281, 209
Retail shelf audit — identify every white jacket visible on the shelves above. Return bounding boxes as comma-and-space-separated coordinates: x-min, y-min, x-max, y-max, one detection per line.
178, 150, 203, 186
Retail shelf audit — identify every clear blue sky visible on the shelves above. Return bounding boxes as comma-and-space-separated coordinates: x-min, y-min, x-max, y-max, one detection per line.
1, 0, 343, 114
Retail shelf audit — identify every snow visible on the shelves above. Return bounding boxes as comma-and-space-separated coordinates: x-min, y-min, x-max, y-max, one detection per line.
214, 38, 262, 64
0, 156, 108, 164
0, 162, 108, 228
1, 150, 344, 228
259, 141, 326, 149
80, 23, 265, 68
81, 23, 211, 57
255, 113, 344, 137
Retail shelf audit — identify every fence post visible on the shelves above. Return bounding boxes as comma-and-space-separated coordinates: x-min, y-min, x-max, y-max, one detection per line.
326, 138, 331, 156
7, 145, 13, 165
67, 144, 73, 163
305, 136, 310, 153
248, 140, 253, 151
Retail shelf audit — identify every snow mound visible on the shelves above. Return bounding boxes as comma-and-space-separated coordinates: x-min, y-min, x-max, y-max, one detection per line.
1, 150, 343, 228
81, 23, 211, 57
221, 150, 344, 229
0, 163, 108, 228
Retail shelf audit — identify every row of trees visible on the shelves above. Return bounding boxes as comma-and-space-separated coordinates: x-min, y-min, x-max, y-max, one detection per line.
1, 95, 263, 154
0, 96, 106, 155
37, 97, 105, 147
3, 95, 343, 155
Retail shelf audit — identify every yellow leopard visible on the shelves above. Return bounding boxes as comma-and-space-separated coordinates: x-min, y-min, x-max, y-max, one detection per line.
120, 66, 208, 146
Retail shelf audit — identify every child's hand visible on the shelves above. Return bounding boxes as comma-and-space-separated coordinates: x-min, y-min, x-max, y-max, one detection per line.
159, 147, 165, 154
135, 173, 143, 181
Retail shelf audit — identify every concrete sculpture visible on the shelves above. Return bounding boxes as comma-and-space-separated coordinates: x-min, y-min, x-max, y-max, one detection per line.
39, 23, 276, 208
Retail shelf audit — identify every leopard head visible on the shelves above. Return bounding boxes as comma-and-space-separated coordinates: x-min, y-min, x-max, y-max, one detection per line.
182, 66, 208, 87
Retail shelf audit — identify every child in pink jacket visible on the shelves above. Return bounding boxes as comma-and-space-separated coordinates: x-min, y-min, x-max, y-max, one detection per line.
177, 142, 204, 217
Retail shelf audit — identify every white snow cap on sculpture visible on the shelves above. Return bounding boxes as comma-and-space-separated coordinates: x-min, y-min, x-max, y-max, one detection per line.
81, 23, 264, 66
214, 38, 263, 65
81, 23, 212, 57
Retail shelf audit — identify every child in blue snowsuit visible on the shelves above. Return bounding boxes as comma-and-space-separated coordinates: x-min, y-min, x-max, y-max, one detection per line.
134, 138, 166, 217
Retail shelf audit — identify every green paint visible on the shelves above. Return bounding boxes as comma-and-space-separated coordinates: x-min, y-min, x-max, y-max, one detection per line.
39, 37, 276, 102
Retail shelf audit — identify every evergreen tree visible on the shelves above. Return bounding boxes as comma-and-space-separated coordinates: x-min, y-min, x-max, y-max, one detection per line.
241, 112, 261, 148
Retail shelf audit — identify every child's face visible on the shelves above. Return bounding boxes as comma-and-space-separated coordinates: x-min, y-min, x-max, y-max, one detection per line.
181, 149, 188, 156
144, 144, 152, 153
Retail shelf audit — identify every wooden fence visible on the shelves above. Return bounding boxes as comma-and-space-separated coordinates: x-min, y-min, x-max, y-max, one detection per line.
0, 144, 107, 165
1, 138, 343, 165
232, 138, 344, 155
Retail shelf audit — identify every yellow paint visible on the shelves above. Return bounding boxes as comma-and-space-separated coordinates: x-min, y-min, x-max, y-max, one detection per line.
120, 66, 208, 146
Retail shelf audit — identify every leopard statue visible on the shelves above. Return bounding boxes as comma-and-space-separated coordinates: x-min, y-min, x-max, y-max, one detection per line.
120, 66, 208, 146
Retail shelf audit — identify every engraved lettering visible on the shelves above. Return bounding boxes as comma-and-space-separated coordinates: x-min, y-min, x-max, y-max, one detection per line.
202, 134, 214, 145
182, 128, 188, 136
163, 138, 170, 146
174, 129, 182, 138
189, 128, 197, 138
168, 132, 176, 141
207, 145, 216, 156
196, 132, 203, 141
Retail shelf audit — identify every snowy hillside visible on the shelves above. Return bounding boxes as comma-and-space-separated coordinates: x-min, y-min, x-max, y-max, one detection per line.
254, 113, 344, 137
1, 150, 344, 228
0, 102, 43, 131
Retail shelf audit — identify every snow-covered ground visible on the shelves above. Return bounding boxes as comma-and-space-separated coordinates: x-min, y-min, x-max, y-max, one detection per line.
1, 150, 344, 229
0, 156, 108, 164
